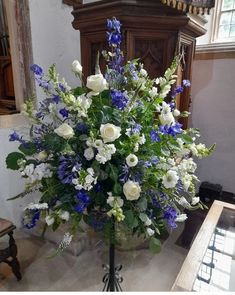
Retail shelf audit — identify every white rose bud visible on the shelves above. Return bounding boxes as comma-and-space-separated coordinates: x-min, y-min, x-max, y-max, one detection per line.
192, 197, 200, 206
37, 150, 48, 161
126, 154, 138, 167
45, 216, 55, 226
175, 214, 188, 222
147, 228, 155, 236
86, 73, 108, 95
59, 211, 70, 222
100, 123, 121, 143
84, 147, 94, 161
173, 109, 181, 117
54, 123, 74, 140
123, 180, 141, 201
72, 60, 83, 74
140, 68, 147, 77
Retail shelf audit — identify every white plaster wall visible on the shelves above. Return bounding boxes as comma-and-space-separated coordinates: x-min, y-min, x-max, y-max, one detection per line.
0, 0, 80, 226
191, 58, 235, 193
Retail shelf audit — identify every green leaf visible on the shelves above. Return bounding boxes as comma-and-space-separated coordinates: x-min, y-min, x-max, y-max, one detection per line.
73, 87, 86, 96
124, 210, 138, 229
109, 164, 119, 182
44, 133, 66, 152
181, 134, 193, 144
137, 198, 147, 211
19, 143, 37, 156
5, 152, 25, 170
149, 237, 162, 254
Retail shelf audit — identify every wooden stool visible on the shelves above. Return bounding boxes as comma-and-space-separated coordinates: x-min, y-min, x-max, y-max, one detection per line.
0, 218, 22, 280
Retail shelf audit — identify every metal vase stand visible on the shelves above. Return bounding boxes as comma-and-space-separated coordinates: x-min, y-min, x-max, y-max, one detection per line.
102, 219, 123, 292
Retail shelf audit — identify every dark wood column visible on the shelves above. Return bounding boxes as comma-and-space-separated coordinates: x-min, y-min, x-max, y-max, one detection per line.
71, 0, 208, 128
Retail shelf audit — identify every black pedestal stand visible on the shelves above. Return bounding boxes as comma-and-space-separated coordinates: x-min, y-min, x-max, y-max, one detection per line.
102, 219, 123, 291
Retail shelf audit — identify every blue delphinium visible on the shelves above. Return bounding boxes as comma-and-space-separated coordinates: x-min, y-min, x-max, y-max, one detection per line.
150, 130, 160, 142
163, 206, 177, 229
30, 64, 43, 76
59, 108, 69, 118
52, 95, 60, 104
159, 123, 182, 137
57, 156, 82, 184
23, 210, 40, 229
171, 85, 184, 98
76, 122, 88, 134
74, 190, 91, 213
183, 79, 191, 87
119, 164, 130, 183
111, 89, 129, 110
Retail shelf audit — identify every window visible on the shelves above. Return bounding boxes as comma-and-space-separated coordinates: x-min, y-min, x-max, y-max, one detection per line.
212, 0, 235, 43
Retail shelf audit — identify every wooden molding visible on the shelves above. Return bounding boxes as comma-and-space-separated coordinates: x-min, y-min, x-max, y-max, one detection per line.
195, 43, 235, 60
63, 0, 82, 6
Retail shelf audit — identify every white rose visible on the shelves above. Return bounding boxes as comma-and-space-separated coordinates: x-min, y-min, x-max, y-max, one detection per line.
126, 154, 138, 167
72, 60, 82, 74
84, 147, 94, 161
86, 73, 108, 95
100, 123, 121, 143
175, 214, 188, 222
147, 228, 155, 236
37, 150, 48, 161
162, 170, 179, 189
54, 123, 74, 140
59, 211, 70, 222
45, 216, 55, 226
173, 109, 180, 117
123, 180, 141, 201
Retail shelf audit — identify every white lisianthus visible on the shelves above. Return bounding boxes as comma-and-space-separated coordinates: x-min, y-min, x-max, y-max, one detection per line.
145, 217, 152, 226
140, 68, 147, 77
54, 123, 74, 140
123, 180, 141, 201
147, 228, 155, 236
192, 196, 200, 206
59, 211, 70, 222
86, 73, 108, 95
94, 139, 103, 149
84, 147, 94, 161
173, 109, 180, 117
72, 60, 82, 74
126, 154, 138, 167
37, 150, 48, 161
162, 170, 179, 189
175, 214, 188, 222
100, 123, 121, 143
107, 192, 124, 208
149, 87, 158, 98
45, 215, 55, 226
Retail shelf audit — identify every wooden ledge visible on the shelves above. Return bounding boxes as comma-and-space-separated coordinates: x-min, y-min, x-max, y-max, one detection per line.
195, 43, 235, 60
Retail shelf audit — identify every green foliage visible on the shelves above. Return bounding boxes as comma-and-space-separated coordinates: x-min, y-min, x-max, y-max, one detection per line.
43, 133, 66, 152
5, 152, 25, 170
19, 143, 37, 156
124, 210, 138, 229
149, 237, 161, 254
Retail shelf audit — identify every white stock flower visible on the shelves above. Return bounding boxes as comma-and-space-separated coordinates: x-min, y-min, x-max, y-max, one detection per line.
159, 108, 175, 126
175, 214, 188, 222
45, 216, 55, 226
37, 150, 48, 161
162, 170, 179, 189
123, 180, 141, 201
126, 154, 138, 167
134, 143, 139, 152
95, 143, 116, 164
192, 197, 200, 206
147, 228, 155, 236
139, 134, 146, 145
182, 174, 192, 191
84, 147, 94, 161
59, 211, 70, 222
86, 73, 108, 95
149, 87, 158, 98
72, 60, 82, 74
25, 203, 48, 210
100, 123, 121, 143
54, 123, 74, 140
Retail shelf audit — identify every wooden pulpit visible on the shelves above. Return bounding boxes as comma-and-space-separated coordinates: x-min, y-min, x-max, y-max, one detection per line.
70, 0, 214, 128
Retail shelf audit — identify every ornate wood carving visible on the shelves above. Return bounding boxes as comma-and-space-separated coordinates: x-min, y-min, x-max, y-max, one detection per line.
72, 0, 207, 128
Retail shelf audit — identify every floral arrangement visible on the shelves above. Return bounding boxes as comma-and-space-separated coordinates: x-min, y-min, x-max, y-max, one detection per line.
6, 17, 214, 253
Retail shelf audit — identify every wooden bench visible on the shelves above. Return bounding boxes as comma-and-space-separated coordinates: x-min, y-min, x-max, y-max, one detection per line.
0, 218, 21, 280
